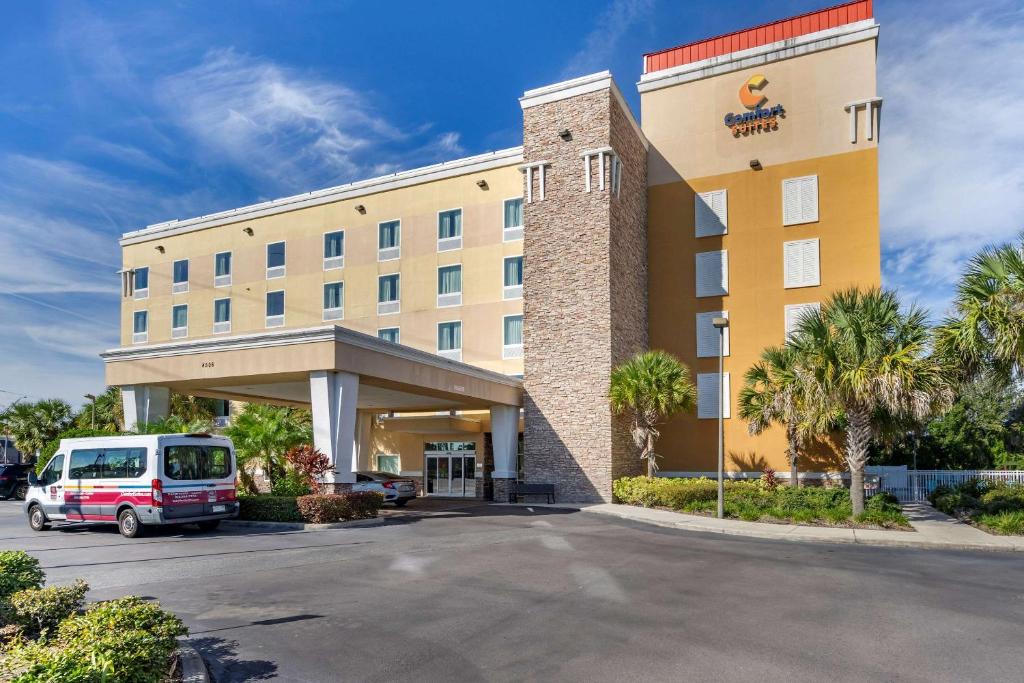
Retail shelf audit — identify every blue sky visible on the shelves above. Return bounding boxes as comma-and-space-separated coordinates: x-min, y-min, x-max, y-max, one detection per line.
1, 0, 1021, 407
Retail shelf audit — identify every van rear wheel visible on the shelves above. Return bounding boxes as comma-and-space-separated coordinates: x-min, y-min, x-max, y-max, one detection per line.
118, 509, 144, 538
197, 520, 221, 532
28, 505, 49, 532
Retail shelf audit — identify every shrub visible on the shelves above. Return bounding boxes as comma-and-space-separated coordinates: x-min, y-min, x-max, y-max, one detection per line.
978, 484, 1024, 515
296, 492, 384, 524
612, 476, 718, 508
270, 471, 312, 498
6, 580, 88, 638
0, 596, 187, 683
0, 551, 44, 603
758, 466, 780, 492
238, 495, 303, 522
976, 511, 1024, 535
285, 445, 332, 493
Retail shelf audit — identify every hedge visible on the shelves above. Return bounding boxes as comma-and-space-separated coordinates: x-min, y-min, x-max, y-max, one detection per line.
239, 492, 384, 523
6, 580, 88, 638
0, 551, 45, 603
929, 479, 1024, 535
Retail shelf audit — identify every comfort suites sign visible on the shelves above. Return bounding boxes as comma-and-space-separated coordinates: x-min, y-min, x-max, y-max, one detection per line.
723, 74, 785, 136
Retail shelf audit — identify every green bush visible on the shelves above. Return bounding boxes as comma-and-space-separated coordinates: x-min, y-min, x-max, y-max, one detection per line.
270, 471, 312, 497
612, 476, 909, 528
0, 596, 187, 683
978, 484, 1024, 515
6, 580, 88, 638
237, 495, 303, 522
296, 492, 384, 524
976, 511, 1024, 535
0, 551, 44, 603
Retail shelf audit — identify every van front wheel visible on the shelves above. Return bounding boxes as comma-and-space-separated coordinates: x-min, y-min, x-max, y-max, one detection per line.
118, 509, 144, 538
28, 505, 49, 532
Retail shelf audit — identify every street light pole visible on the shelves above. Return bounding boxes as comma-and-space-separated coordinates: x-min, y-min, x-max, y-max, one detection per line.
712, 317, 730, 519
84, 394, 96, 430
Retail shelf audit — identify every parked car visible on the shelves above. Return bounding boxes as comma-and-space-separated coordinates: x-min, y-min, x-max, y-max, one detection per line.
24, 433, 239, 538
353, 471, 417, 506
0, 463, 31, 500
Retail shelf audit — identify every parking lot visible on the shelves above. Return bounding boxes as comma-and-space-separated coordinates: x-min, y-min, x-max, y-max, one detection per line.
2, 498, 1023, 682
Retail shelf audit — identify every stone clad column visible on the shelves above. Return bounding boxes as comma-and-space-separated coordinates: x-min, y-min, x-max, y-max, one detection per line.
490, 405, 519, 502
309, 371, 359, 490
520, 72, 648, 502
120, 385, 170, 431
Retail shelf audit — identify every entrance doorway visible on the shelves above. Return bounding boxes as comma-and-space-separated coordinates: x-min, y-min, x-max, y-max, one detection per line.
425, 442, 476, 497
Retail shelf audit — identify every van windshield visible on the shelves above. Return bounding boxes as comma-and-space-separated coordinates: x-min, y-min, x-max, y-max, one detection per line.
163, 445, 232, 481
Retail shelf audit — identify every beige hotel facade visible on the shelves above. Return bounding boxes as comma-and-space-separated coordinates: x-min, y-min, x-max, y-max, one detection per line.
104, 1, 882, 502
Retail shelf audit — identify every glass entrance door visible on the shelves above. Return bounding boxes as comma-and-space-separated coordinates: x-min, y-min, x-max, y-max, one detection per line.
424, 443, 476, 497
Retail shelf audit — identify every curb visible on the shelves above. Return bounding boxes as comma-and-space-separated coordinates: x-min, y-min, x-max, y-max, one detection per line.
176, 641, 210, 683
502, 503, 1024, 553
222, 517, 387, 531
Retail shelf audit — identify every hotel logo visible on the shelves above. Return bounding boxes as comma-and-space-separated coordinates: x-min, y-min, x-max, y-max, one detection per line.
724, 73, 785, 136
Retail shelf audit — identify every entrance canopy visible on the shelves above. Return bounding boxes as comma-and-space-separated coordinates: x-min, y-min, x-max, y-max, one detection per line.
102, 325, 522, 412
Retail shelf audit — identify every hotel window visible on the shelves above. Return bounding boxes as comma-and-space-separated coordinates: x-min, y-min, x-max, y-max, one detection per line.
696, 311, 729, 358
172, 259, 189, 293
503, 198, 524, 241
782, 175, 819, 226
323, 282, 344, 321
695, 189, 728, 237
378, 274, 400, 315
214, 252, 232, 287
213, 298, 231, 334
437, 265, 462, 307
133, 267, 149, 300
785, 303, 821, 339
132, 311, 148, 344
378, 327, 400, 344
437, 321, 462, 361
171, 304, 188, 339
503, 255, 523, 300
503, 314, 523, 359
783, 239, 821, 289
376, 454, 400, 474
697, 372, 731, 419
378, 220, 401, 261
695, 250, 728, 297
266, 290, 285, 328
266, 241, 286, 279
324, 231, 345, 270
438, 208, 462, 251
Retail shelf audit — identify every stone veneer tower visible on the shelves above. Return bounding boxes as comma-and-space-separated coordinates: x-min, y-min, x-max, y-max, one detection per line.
518, 72, 649, 503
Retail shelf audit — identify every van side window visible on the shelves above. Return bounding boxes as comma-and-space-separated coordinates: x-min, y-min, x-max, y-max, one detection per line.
69, 448, 147, 479
69, 449, 103, 479
164, 445, 232, 480
39, 455, 65, 486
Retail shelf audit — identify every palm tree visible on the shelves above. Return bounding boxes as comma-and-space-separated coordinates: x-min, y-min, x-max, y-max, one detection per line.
0, 399, 73, 458
935, 238, 1024, 380
609, 350, 697, 478
225, 404, 312, 492
789, 288, 952, 514
170, 394, 218, 424
738, 345, 827, 487
75, 387, 124, 432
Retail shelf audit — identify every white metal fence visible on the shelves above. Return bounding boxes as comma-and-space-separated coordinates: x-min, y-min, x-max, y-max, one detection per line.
872, 467, 1024, 502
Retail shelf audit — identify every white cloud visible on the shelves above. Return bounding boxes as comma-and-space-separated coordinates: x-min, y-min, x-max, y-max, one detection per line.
561, 0, 655, 79
879, 1, 1024, 315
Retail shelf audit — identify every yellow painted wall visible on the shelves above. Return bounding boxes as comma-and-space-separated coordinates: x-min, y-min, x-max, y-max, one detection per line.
121, 165, 525, 376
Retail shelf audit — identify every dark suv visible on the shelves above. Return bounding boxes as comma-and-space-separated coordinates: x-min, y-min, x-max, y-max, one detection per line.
0, 463, 31, 500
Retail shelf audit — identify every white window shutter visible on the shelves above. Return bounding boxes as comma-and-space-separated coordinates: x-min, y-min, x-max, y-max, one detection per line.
695, 189, 728, 237
696, 250, 728, 297
696, 311, 729, 358
697, 372, 731, 419
783, 239, 819, 289
784, 302, 820, 338
783, 175, 819, 225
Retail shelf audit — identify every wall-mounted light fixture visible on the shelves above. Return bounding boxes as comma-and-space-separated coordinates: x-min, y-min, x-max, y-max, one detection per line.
476, 179, 488, 190
155, 245, 165, 253
243, 227, 254, 236
558, 129, 572, 141
749, 159, 763, 171
355, 204, 366, 214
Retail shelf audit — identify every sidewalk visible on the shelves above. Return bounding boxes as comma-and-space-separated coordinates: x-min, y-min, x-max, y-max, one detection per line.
505, 502, 1024, 552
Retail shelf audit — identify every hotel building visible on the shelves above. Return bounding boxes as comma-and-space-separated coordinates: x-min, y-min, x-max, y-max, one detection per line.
104, 1, 881, 501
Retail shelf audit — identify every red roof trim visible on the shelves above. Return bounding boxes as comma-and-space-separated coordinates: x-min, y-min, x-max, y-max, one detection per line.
643, 0, 872, 74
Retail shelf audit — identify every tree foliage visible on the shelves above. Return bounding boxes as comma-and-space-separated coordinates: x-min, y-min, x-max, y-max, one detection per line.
0, 399, 73, 459
609, 350, 697, 477
225, 403, 312, 493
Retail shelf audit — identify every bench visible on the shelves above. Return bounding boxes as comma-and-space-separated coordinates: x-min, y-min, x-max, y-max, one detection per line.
509, 482, 556, 504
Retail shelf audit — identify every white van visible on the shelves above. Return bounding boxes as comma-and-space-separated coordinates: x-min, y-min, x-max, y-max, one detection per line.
24, 433, 238, 538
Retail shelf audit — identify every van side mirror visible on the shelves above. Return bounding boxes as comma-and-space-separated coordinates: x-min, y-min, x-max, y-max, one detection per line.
28, 471, 38, 486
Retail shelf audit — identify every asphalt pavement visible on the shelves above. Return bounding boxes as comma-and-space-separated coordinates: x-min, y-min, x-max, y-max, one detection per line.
1, 498, 1022, 682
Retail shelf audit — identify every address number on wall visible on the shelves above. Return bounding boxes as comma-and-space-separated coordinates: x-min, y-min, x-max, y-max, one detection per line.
201, 362, 215, 368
